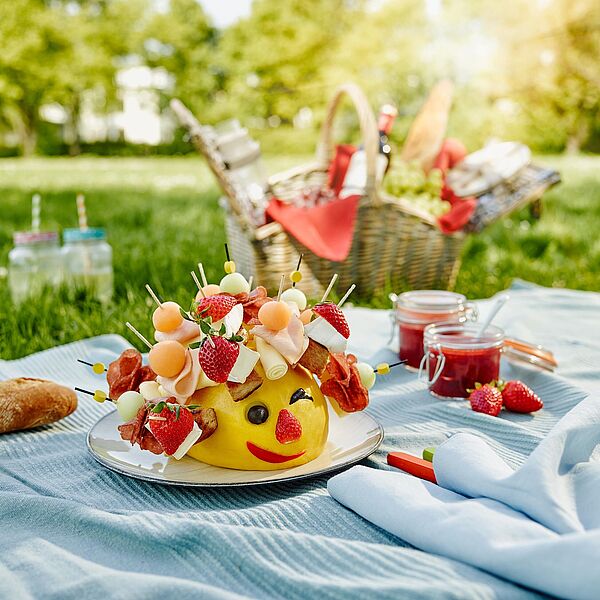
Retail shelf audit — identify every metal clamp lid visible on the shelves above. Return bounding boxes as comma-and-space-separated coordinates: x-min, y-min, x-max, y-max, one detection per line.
503, 338, 558, 372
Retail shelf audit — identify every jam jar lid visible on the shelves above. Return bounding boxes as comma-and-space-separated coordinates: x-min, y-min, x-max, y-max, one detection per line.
63, 228, 106, 243
394, 290, 468, 313
424, 322, 505, 349
13, 231, 59, 245
503, 338, 558, 372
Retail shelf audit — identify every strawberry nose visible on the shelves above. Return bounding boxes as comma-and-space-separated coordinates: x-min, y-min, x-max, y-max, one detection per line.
275, 409, 302, 444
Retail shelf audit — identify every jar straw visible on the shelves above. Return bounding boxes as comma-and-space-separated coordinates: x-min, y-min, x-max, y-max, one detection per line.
31, 194, 41, 233
76, 193, 88, 230
476, 294, 509, 338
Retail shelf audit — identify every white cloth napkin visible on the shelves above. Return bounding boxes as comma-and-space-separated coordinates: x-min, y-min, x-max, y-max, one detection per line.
328, 394, 600, 600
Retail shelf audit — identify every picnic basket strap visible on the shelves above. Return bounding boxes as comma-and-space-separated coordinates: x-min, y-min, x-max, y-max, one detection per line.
316, 83, 381, 206
170, 98, 252, 230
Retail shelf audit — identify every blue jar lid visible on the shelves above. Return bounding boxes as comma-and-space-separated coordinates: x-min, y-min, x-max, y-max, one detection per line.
63, 228, 106, 243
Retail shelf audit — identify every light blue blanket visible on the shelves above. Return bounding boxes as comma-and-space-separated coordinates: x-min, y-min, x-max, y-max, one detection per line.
1, 281, 599, 599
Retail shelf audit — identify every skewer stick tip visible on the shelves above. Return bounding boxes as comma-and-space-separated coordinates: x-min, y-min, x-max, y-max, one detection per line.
337, 284, 356, 308
125, 321, 153, 349
277, 274, 285, 302
191, 271, 205, 297
320, 273, 338, 303
145, 284, 163, 308
198, 263, 208, 288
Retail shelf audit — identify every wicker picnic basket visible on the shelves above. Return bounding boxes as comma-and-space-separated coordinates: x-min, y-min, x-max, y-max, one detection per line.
171, 84, 465, 297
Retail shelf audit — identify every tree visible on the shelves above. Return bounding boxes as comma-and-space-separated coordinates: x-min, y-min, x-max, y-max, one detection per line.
216, 0, 359, 125
486, 0, 600, 152
0, 1, 68, 154
0, 0, 145, 155
142, 0, 218, 117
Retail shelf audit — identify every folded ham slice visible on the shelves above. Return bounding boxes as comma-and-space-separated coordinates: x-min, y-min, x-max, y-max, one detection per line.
235, 286, 271, 323
320, 353, 369, 413
252, 313, 309, 365
107, 349, 157, 400
154, 319, 200, 346
156, 348, 200, 405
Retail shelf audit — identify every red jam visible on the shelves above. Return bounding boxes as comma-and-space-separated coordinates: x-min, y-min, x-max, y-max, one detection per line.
394, 291, 476, 370
423, 324, 504, 399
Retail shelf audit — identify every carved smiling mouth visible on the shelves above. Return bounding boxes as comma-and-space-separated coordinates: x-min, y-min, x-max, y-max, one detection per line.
246, 442, 305, 464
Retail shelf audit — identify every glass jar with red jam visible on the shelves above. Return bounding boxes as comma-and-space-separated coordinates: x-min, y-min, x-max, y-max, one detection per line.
392, 291, 477, 370
420, 322, 504, 399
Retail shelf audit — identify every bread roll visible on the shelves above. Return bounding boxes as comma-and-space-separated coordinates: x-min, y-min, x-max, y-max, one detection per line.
0, 378, 77, 434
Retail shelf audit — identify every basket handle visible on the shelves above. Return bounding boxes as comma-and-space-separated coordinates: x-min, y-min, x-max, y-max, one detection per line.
170, 98, 253, 230
316, 83, 381, 206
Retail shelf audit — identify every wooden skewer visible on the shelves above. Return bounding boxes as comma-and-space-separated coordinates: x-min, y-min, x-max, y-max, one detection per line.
276, 274, 285, 301
293, 253, 303, 287
191, 271, 205, 298
125, 322, 153, 349
74, 387, 115, 403
320, 273, 338, 303
337, 284, 356, 308
198, 263, 208, 288
374, 360, 407, 374
145, 284, 163, 308
224, 243, 231, 262
77, 359, 107, 372
248, 275, 254, 291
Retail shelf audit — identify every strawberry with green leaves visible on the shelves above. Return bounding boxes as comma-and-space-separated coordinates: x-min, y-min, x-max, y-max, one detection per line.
468, 382, 503, 417
147, 401, 194, 456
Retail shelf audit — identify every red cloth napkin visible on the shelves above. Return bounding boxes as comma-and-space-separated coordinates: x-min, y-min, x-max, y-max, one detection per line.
434, 139, 477, 234
266, 145, 360, 262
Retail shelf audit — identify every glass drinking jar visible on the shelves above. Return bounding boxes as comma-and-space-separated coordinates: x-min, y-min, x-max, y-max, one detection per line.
62, 228, 113, 303
392, 291, 477, 370
420, 322, 504, 399
8, 231, 63, 303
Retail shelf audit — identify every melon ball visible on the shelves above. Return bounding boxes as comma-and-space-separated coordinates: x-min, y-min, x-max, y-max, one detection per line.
280, 288, 307, 311
204, 284, 222, 297
355, 362, 376, 390
258, 301, 292, 331
116, 391, 145, 421
149, 340, 187, 378
299, 309, 313, 325
152, 301, 183, 333
220, 272, 250, 295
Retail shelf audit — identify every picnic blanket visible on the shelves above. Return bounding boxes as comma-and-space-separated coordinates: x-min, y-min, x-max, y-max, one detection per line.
1, 280, 599, 599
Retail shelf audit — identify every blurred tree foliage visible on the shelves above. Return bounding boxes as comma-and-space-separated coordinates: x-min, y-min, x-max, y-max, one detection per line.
0, 0, 146, 155
0, 0, 598, 155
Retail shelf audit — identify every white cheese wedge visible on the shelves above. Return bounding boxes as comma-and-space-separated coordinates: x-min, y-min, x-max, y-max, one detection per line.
223, 303, 244, 337
139, 381, 162, 401
304, 316, 348, 353
227, 343, 260, 384
173, 421, 203, 460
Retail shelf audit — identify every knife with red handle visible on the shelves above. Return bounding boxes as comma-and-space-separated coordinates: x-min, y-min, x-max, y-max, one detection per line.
387, 452, 437, 484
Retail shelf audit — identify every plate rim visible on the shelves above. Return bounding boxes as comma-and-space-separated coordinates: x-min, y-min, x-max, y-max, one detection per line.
86, 411, 385, 488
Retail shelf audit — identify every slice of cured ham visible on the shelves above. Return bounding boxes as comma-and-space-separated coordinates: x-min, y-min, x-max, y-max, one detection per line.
320, 353, 369, 413
154, 319, 200, 345
156, 348, 200, 405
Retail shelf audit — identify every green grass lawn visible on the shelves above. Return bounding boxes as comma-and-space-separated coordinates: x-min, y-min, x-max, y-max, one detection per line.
0, 154, 598, 360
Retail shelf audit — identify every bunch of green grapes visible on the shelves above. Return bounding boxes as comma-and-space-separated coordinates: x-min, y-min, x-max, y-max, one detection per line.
384, 160, 450, 217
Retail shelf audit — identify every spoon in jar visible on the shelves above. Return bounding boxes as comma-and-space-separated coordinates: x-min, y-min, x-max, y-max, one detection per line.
476, 294, 510, 338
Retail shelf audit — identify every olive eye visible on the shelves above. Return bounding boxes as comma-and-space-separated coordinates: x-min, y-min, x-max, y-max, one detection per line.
290, 388, 313, 405
247, 405, 269, 425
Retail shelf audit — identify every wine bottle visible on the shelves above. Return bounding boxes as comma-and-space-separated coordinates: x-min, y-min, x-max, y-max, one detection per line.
340, 104, 398, 198
377, 104, 398, 173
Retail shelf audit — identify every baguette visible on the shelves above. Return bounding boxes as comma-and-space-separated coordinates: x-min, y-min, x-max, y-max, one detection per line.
0, 378, 78, 434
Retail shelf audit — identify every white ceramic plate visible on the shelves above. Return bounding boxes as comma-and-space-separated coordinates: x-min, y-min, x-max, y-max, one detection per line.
87, 406, 384, 487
